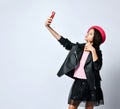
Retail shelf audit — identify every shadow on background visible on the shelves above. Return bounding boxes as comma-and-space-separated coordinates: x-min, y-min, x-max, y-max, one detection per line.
104, 65, 120, 109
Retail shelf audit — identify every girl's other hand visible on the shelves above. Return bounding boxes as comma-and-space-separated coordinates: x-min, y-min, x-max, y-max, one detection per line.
84, 42, 95, 52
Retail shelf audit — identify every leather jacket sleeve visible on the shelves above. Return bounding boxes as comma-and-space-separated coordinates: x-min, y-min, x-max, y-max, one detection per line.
93, 50, 103, 71
58, 36, 75, 50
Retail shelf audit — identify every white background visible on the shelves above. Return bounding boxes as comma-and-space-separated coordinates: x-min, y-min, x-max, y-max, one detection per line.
0, 0, 120, 109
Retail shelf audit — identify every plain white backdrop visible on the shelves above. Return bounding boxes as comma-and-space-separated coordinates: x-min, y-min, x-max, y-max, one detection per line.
0, 0, 120, 109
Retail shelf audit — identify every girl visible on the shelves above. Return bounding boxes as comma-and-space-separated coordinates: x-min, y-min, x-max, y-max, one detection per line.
45, 12, 106, 109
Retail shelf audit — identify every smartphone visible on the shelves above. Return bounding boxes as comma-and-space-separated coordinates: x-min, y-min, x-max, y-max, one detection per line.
50, 11, 55, 18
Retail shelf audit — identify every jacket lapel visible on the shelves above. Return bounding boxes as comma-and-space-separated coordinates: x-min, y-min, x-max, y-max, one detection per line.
85, 52, 92, 65
76, 43, 84, 64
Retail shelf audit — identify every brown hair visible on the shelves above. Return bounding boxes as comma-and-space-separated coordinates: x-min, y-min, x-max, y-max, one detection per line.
93, 29, 102, 49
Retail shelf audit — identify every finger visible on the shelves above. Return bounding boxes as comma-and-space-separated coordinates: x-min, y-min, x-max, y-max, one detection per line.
84, 48, 89, 52
47, 19, 52, 23
48, 17, 53, 20
48, 18, 52, 21
84, 46, 87, 50
85, 43, 89, 47
48, 19, 51, 23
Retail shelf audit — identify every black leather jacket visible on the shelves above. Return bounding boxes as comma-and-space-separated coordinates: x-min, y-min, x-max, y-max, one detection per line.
57, 36, 103, 90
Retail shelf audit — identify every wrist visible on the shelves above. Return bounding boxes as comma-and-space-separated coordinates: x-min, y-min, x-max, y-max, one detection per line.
45, 24, 49, 27
91, 47, 96, 52
46, 25, 51, 29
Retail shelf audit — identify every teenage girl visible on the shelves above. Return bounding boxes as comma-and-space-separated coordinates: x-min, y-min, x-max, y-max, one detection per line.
45, 12, 106, 109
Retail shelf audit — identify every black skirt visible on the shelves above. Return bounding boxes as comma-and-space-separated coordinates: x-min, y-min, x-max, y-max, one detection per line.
68, 78, 104, 107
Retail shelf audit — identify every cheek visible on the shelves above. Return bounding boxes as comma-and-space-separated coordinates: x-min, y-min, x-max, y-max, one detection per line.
88, 35, 94, 41
90, 36, 94, 40
85, 34, 94, 41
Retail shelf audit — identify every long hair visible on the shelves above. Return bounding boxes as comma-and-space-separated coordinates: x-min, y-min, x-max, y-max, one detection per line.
93, 29, 102, 49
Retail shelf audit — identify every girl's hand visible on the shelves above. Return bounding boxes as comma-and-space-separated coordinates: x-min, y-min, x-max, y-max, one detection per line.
45, 11, 55, 27
45, 17, 53, 27
84, 42, 95, 52
84, 42, 98, 62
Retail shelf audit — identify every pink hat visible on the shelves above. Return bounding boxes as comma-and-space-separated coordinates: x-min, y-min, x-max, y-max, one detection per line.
88, 26, 106, 43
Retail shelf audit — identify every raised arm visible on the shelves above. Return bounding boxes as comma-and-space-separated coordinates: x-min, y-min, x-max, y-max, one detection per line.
44, 13, 74, 50
45, 16, 61, 40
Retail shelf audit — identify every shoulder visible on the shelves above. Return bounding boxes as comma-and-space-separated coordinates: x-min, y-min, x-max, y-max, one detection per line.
69, 42, 85, 53
75, 42, 85, 49
75, 42, 85, 46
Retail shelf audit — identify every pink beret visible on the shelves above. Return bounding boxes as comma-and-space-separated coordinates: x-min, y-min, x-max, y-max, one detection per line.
88, 26, 106, 43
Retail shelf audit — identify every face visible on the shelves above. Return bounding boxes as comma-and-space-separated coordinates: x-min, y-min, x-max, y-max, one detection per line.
85, 29, 94, 43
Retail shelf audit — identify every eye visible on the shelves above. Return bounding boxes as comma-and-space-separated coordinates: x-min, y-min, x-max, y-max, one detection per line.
90, 32, 94, 36
90, 33, 93, 35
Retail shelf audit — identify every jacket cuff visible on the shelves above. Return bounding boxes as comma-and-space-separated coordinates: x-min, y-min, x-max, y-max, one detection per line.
93, 59, 102, 71
58, 36, 66, 45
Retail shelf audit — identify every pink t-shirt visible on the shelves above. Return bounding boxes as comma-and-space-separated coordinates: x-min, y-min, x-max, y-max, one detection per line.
73, 51, 89, 79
